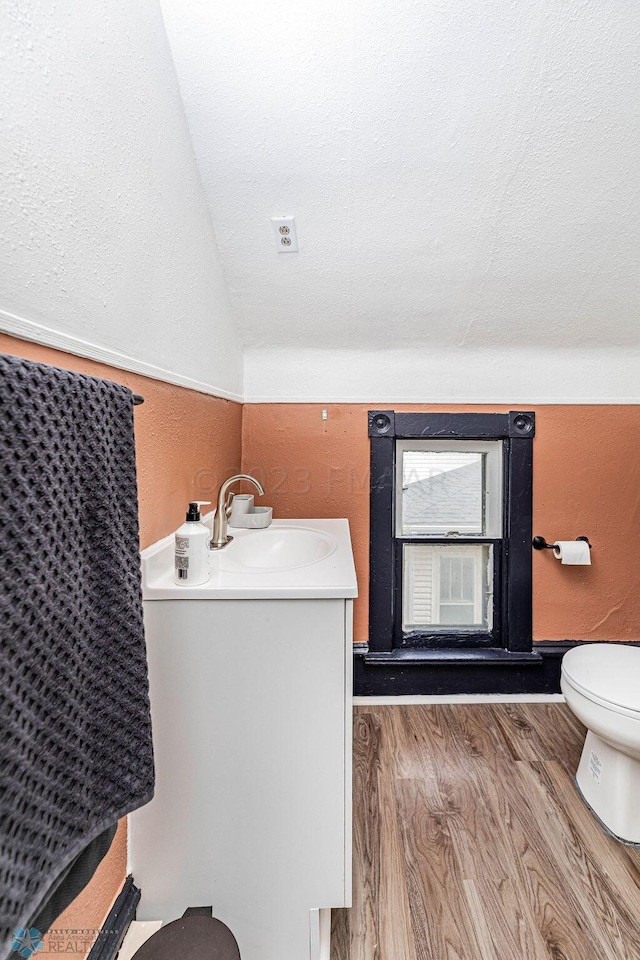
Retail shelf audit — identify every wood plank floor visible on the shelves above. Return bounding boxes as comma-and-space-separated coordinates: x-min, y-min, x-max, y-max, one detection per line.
331, 703, 640, 960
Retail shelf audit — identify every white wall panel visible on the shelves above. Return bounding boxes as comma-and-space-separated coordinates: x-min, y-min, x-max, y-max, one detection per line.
0, 0, 242, 398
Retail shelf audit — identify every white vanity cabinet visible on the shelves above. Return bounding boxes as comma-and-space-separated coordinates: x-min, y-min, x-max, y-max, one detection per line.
129, 520, 356, 960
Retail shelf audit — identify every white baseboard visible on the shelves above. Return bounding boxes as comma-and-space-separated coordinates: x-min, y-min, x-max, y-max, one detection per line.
353, 693, 565, 705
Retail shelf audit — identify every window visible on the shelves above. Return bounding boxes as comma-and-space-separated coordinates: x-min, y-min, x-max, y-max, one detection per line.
396, 440, 502, 537
402, 543, 493, 631
368, 411, 535, 654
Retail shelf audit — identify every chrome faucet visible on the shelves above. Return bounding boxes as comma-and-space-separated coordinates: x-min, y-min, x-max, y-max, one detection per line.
210, 474, 265, 549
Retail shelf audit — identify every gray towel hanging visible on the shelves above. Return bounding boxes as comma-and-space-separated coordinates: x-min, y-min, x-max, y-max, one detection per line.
0, 354, 154, 959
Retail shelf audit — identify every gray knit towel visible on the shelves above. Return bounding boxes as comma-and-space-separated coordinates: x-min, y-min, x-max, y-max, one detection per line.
0, 354, 154, 959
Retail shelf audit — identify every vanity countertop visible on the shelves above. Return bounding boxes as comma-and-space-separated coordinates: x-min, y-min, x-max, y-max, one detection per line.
142, 517, 358, 600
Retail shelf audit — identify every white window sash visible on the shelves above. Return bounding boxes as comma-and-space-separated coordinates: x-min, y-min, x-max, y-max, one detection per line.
395, 438, 503, 539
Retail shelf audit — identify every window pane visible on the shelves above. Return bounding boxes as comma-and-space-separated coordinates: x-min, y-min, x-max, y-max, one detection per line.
440, 603, 476, 625
402, 544, 493, 632
400, 451, 485, 535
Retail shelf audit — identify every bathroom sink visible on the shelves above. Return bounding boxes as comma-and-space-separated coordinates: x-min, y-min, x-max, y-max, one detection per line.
141, 518, 357, 599
218, 526, 337, 572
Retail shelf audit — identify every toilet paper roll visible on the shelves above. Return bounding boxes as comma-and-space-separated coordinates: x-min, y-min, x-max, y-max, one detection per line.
553, 540, 591, 565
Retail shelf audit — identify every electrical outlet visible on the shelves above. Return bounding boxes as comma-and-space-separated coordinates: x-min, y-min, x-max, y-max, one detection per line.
271, 217, 298, 252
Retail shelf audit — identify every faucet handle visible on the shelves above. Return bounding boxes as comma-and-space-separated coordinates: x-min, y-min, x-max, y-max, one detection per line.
224, 491, 235, 518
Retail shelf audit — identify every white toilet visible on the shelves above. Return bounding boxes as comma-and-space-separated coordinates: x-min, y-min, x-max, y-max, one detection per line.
561, 643, 640, 845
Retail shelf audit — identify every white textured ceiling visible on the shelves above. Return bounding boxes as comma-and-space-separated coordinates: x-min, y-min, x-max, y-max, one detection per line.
160, 0, 640, 354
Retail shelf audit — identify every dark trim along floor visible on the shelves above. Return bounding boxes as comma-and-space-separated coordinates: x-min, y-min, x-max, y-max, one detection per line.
87, 875, 140, 960
353, 640, 640, 696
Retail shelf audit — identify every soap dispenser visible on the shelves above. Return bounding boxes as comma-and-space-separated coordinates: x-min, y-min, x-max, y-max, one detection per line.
174, 501, 211, 585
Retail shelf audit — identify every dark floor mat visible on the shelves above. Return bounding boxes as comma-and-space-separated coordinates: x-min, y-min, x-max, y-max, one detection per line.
130, 916, 240, 959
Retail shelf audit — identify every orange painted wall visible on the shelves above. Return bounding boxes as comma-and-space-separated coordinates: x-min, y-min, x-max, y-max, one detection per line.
4, 335, 640, 949
0, 334, 242, 953
242, 403, 640, 644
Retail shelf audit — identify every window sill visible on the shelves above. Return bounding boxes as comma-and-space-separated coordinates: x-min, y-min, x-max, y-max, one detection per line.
362, 648, 543, 666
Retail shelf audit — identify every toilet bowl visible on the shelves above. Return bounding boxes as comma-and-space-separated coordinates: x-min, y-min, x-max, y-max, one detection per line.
561, 643, 640, 845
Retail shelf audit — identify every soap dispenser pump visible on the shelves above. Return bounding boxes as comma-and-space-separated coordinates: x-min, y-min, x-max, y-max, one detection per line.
174, 501, 211, 585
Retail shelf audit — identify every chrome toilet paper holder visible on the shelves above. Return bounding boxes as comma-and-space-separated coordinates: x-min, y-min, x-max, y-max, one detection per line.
532, 536, 592, 551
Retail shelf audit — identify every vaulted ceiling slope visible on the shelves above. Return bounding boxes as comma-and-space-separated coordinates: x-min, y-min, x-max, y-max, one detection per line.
161, 0, 640, 361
